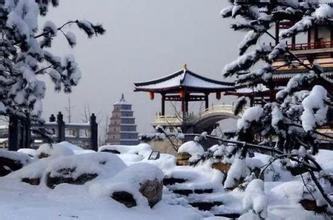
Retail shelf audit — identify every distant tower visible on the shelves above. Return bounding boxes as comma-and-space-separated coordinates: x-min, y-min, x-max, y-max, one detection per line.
107, 94, 139, 145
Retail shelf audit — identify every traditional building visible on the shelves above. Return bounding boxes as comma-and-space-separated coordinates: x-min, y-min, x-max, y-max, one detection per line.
226, 19, 333, 105
134, 64, 235, 132
107, 94, 139, 145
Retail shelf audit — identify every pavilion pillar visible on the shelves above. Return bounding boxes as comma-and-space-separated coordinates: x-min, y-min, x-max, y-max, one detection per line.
330, 28, 333, 47
291, 35, 296, 50
181, 97, 185, 113
275, 21, 279, 45
161, 93, 165, 116
314, 26, 318, 48
185, 99, 189, 113
204, 93, 209, 109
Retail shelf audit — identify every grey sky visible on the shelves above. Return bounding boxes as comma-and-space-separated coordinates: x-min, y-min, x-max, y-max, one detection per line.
41, 0, 243, 134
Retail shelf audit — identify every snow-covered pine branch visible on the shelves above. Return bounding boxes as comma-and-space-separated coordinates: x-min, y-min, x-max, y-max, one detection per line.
0, 0, 105, 121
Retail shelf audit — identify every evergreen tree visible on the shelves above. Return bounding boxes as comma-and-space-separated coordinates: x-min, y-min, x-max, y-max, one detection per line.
0, 0, 104, 122
221, 0, 333, 211
222, 0, 333, 154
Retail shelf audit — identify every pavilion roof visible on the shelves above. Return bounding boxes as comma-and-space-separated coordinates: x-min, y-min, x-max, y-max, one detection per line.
134, 65, 235, 93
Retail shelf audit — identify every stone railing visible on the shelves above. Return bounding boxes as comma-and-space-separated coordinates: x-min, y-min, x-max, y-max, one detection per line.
200, 104, 235, 118
153, 113, 198, 127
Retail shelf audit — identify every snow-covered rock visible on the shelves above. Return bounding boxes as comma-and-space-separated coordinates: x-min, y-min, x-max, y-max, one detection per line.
7, 152, 126, 188
90, 163, 164, 208
178, 141, 204, 162
0, 150, 31, 176
45, 153, 126, 189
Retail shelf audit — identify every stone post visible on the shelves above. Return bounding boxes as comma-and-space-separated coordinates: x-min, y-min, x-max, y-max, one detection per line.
57, 112, 65, 143
8, 115, 19, 151
90, 113, 98, 151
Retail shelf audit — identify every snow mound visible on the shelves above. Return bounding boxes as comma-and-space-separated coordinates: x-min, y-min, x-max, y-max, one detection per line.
0, 149, 31, 165
99, 143, 152, 157
178, 141, 204, 162
36, 143, 74, 158
56, 141, 94, 154
18, 148, 37, 158
243, 179, 267, 218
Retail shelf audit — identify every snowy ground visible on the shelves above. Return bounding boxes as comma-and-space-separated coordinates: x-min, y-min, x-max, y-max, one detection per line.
0, 142, 332, 219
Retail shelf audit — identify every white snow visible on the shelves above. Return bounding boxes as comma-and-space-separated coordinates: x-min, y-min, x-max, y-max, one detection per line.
224, 157, 247, 189
242, 179, 267, 218
314, 4, 333, 20
301, 85, 328, 132
99, 143, 152, 158
0, 149, 31, 165
36, 143, 74, 158
0, 141, 333, 219
237, 106, 263, 131
178, 141, 205, 162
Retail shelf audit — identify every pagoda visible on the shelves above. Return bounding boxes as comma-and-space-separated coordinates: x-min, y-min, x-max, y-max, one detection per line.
106, 94, 139, 145
134, 65, 234, 132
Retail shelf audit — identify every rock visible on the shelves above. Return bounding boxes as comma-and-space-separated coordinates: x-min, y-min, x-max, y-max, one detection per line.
100, 149, 120, 154
212, 162, 231, 174
46, 167, 98, 189
139, 179, 163, 207
176, 152, 191, 166
299, 199, 327, 213
22, 177, 40, 185
111, 191, 137, 208
0, 150, 31, 176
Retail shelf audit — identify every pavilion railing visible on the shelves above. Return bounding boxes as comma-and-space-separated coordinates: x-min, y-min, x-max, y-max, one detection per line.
287, 40, 333, 51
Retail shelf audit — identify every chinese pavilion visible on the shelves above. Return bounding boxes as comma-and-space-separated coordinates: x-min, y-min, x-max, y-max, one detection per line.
134, 65, 235, 131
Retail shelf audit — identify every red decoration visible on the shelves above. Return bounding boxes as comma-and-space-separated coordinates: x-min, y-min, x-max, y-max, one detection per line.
149, 92, 155, 100
216, 92, 221, 100
179, 89, 185, 98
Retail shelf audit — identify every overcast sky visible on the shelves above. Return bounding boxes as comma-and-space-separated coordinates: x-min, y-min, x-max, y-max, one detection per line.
41, 0, 243, 134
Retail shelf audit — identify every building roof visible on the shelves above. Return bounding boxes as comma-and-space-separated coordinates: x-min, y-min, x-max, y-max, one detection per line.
134, 65, 235, 93
114, 94, 130, 105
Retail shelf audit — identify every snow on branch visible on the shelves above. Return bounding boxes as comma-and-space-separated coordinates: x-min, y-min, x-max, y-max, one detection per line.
223, 45, 271, 77
301, 85, 328, 132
